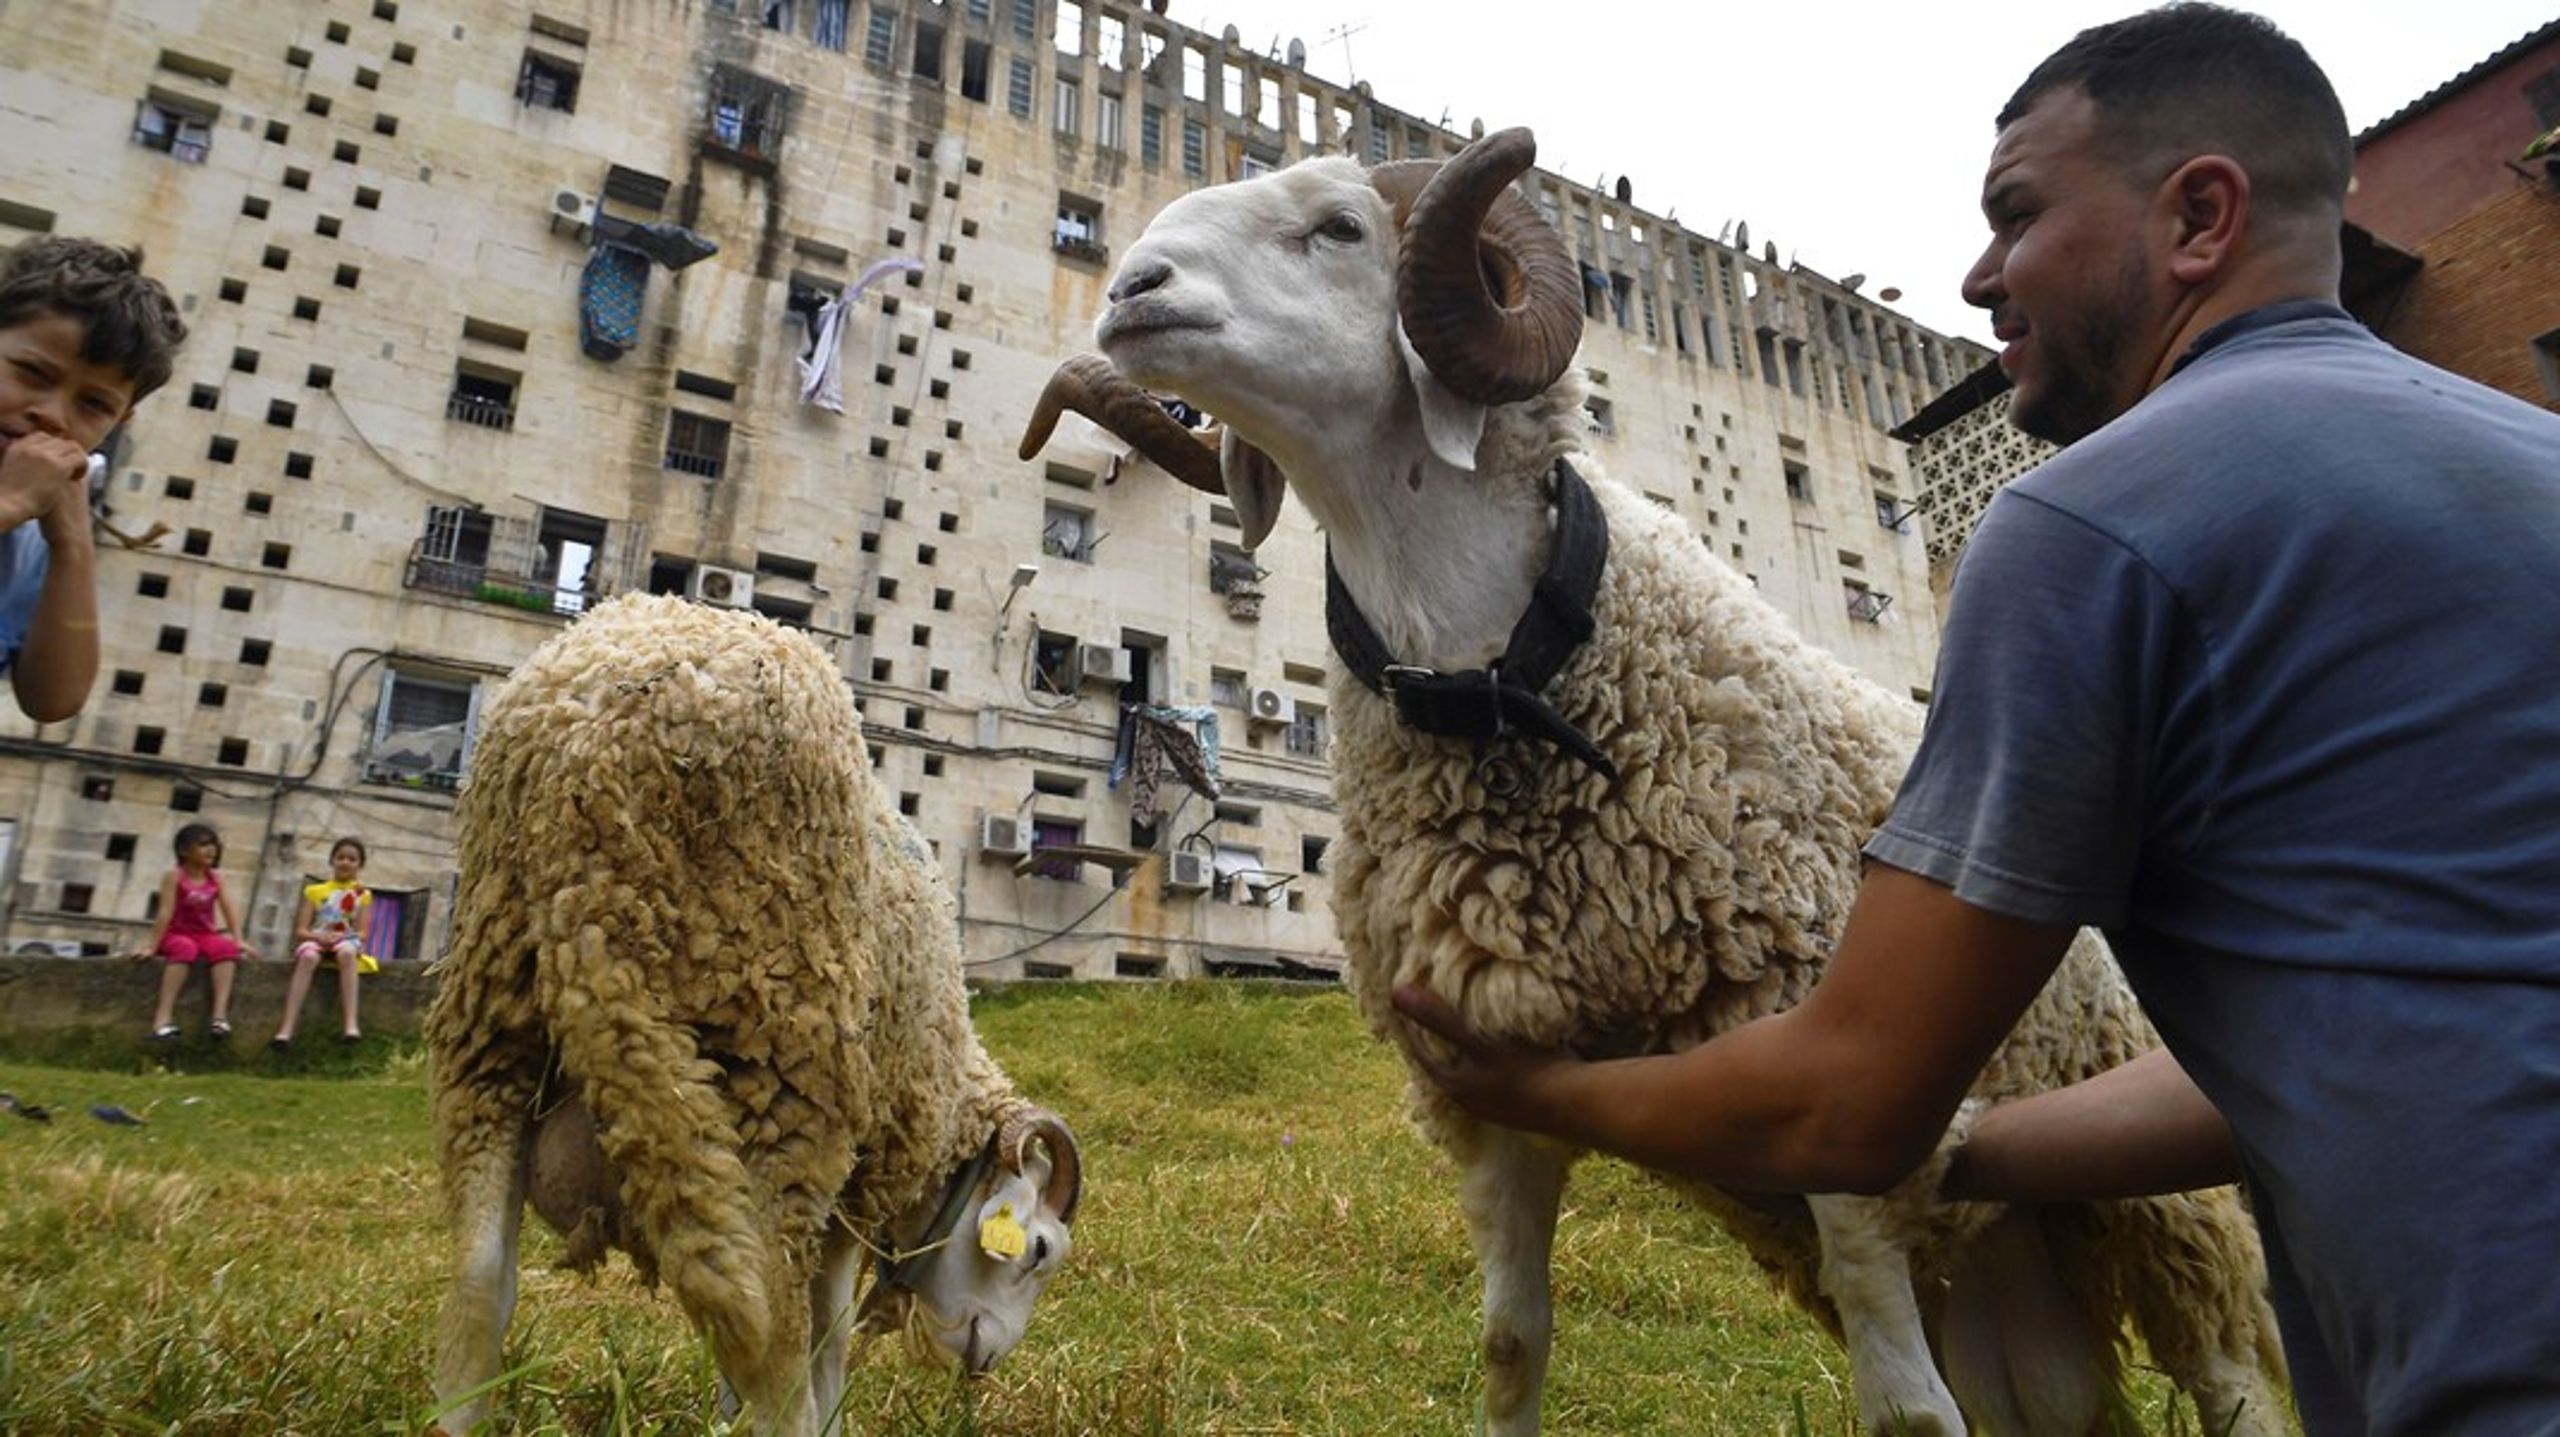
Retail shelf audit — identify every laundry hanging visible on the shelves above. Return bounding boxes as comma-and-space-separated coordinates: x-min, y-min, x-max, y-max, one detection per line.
796, 256, 926, 412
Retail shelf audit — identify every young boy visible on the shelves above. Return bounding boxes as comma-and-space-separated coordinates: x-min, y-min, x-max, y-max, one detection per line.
0, 237, 186, 721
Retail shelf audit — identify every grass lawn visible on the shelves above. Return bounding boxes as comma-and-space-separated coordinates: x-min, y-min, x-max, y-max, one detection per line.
0, 982, 2208, 1435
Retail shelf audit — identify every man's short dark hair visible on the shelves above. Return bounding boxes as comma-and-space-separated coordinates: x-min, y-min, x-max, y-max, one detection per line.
2000, 3, 2352, 222
0, 236, 188, 401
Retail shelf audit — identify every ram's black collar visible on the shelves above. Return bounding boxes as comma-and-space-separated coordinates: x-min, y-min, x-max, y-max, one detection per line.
1326, 458, 1618, 790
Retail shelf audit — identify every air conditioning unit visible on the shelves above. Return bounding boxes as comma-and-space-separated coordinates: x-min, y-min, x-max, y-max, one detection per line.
979, 812, 1029, 858
1077, 642, 1133, 687
1247, 686, 1295, 726
1164, 850, 1212, 894
688, 564, 756, 609
13, 938, 83, 958
549, 188, 598, 236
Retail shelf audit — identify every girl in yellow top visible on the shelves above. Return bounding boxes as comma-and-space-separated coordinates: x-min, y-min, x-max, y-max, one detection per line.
272, 836, 371, 1047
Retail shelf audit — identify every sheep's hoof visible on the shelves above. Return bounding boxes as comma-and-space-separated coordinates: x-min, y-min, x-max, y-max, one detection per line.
1868, 1405, 1963, 1437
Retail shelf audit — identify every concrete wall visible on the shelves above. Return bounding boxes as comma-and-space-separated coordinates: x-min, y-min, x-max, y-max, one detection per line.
0, 0, 1985, 981
0, 955, 436, 1044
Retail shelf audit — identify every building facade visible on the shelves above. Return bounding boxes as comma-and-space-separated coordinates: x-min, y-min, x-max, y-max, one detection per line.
0, 0, 1983, 978
2347, 19, 2560, 411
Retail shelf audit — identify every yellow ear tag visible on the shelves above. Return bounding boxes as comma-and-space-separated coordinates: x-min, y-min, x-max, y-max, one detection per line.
978, 1204, 1028, 1261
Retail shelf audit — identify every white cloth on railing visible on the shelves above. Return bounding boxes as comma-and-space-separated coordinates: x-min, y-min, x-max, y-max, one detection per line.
796, 257, 926, 412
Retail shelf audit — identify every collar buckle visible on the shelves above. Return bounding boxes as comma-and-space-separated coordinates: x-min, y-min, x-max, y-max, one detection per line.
1380, 663, 1437, 695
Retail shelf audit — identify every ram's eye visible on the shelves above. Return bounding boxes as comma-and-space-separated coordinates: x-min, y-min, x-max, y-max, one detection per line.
1316, 213, 1364, 243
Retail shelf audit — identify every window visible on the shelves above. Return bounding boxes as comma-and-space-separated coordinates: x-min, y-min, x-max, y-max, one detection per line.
1033, 630, 1077, 695
1845, 582, 1892, 624
1182, 117, 1205, 177
705, 65, 789, 161
1784, 460, 1811, 503
447, 364, 519, 431
1284, 702, 1328, 758
1140, 103, 1164, 165
1875, 494, 1912, 532
1011, 0, 1037, 40
761, 0, 794, 30
133, 93, 215, 162
1208, 543, 1260, 596
813, 0, 849, 51
911, 20, 943, 80
862, 3, 895, 62
367, 669, 480, 791
1007, 57, 1033, 118
1053, 195, 1104, 263
536, 508, 608, 614
960, 38, 991, 100
2534, 328, 2560, 404
1585, 397, 1614, 438
516, 51, 579, 110
1053, 75, 1080, 136
665, 411, 731, 478
1042, 502, 1095, 562
1210, 667, 1247, 708
1096, 91, 1121, 150
1056, 0, 1084, 55
1027, 816, 1084, 881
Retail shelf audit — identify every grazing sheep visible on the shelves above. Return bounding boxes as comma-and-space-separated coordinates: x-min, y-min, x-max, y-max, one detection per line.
426, 595, 1082, 1437
1018, 130, 2283, 1436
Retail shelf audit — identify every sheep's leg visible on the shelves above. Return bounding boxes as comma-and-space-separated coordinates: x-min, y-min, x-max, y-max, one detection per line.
1806, 1192, 1968, 1437
2105, 1194, 2286, 1437
805, 1221, 863, 1435
1458, 1126, 1571, 1437
428, 1105, 532, 1436
1939, 1207, 2110, 1437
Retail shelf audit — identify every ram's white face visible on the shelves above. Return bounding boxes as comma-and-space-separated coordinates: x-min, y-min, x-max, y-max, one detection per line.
1096, 158, 1409, 449
885, 1139, 1077, 1375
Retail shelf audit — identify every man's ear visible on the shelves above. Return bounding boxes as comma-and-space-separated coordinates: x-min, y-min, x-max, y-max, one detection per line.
1396, 321, 1486, 472
2160, 154, 2250, 285
1219, 427, 1287, 551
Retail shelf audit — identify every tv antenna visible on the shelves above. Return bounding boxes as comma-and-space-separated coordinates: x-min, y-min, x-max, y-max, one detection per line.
1321, 20, 1367, 82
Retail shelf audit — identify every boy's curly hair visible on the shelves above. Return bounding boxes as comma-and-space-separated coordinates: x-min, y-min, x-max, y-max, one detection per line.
0, 237, 187, 400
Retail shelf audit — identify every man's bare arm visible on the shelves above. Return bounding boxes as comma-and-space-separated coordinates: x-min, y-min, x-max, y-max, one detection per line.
1942, 1045, 2241, 1201
1393, 864, 2078, 1195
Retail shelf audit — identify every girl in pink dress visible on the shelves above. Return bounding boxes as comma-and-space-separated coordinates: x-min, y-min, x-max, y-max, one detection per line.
139, 822, 258, 1040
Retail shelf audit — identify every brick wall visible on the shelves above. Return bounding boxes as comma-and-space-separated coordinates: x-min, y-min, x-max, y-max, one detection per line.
2377, 181, 2560, 411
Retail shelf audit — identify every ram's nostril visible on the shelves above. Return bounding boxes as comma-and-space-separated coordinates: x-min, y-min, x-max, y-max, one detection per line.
1109, 259, 1172, 304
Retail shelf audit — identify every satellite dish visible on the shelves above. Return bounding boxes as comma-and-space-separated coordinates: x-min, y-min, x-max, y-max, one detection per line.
1470, 117, 1485, 139
1879, 286, 1903, 302
1734, 220, 1750, 252
1222, 23, 1239, 43
1614, 175, 1632, 204
1763, 240, 1779, 264
1841, 273, 1865, 293
1286, 36, 1305, 66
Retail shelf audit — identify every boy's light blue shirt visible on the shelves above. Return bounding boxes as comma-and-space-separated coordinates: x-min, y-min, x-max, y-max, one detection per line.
0, 522, 50, 674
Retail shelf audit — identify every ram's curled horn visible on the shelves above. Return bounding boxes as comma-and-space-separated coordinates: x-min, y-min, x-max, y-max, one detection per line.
1379, 126, 1584, 406
1018, 354, 1224, 496
997, 1108, 1083, 1223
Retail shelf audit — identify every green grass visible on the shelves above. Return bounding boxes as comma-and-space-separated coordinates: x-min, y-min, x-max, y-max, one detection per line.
0, 983, 2223, 1434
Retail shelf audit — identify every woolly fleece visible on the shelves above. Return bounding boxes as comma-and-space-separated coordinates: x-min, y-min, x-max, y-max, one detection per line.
427, 595, 1032, 1420
1327, 421, 2287, 1427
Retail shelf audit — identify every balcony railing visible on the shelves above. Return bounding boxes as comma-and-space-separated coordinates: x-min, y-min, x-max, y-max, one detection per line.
446, 391, 517, 431
1051, 233, 1109, 266
664, 448, 726, 480
1845, 588, 1894, 624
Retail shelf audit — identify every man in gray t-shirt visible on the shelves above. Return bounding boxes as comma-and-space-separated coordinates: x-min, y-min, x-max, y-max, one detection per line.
1387, 7, 2560, 1433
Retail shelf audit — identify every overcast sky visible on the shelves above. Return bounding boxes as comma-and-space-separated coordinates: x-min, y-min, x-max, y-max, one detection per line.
1162, 1, 2553, 342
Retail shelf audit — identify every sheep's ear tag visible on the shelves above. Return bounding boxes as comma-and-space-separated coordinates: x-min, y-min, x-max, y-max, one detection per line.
979, 1204, 1028, 1261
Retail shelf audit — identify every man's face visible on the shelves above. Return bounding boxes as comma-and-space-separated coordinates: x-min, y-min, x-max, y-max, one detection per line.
0, 311, 136, 459
1961, 90, 2162, 444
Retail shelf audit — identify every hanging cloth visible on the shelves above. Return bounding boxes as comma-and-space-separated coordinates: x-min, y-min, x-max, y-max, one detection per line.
578, 242, 651, 361
797, 256, 926, 412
